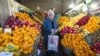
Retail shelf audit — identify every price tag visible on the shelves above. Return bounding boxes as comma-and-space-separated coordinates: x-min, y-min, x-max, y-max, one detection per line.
4, 28, 12, 34
0, 52, 13, 56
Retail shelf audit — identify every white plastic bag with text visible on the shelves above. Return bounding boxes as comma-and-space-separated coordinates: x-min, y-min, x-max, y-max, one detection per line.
47, 35, 59, 52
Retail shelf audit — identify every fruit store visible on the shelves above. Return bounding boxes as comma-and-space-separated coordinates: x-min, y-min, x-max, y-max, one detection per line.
0, 0, 100, 56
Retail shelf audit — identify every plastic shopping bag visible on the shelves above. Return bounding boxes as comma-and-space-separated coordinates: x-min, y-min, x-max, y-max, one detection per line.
97, 53, 100, 56
47, 35, 59, 52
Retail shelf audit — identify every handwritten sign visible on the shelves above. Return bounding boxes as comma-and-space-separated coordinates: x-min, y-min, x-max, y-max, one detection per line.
0, 52, 13, 56
4, 28, 12, 34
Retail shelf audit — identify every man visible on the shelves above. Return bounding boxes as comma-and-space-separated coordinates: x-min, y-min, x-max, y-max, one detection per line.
43, 9, 58, 56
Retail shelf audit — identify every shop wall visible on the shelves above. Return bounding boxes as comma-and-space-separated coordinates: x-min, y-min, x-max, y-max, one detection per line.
0, 0, 2, 25
0, 0, 10, 27
21, 0, 62, 13
20, 0, 84, 13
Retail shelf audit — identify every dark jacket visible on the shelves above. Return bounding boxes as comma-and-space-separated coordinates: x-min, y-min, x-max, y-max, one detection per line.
42, 17, 58, 42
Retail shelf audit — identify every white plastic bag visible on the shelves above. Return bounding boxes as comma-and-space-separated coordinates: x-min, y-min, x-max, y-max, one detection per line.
47, 35, 59, 52
0, 52, 13, 56
97, 53, 100, 56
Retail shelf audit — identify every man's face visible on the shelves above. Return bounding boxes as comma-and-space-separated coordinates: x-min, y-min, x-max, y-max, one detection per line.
49, 13, 54, 20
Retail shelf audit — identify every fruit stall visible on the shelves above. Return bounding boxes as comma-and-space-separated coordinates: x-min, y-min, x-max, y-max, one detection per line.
0, 0, 100, 56
57, 1, 100, 55
0, 0, 42, 56
0, 12, 41, 56
57, 14, 100, 56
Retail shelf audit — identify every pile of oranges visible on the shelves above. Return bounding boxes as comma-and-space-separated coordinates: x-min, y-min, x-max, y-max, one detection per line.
0, 25, 39, 54
57, 16, 70, 25
15, 12, 36, 24
83, 16, 100, 33
13, 26, 39, 54
61, 33, 96, 56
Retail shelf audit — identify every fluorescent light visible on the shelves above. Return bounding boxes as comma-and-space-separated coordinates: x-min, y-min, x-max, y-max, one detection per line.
85, 0, 91, 4
44, 11, 47, 13
53, 8, 55, 11
90, 3, 98, 9
82, 4, 88, 12
37, 6, 40, 10
69, 3, 75, 9
66, 2, 84, 14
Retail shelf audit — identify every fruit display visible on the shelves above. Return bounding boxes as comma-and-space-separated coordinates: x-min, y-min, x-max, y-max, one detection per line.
15, 12, 34, 23
0, 12, 41, 55
58, 14, 86, 31
58, 17, 75, 31
4, 16, 23, 29
0, 26, 39, 54
58, 21, 75, 31
0, 33, 12, 48
94, 16, 100, 24
57, 16, 70, 25
85, 29, 100, 45
91, 42, 100, 54
13, 26, 39, 54
61, 33, 96, 56
82, 16, 100, 33
60, 26, 78, 36
70, 13, 86, 24
58, 14, 100, 56
76, 15, 90, 27
5, 12, 41, 31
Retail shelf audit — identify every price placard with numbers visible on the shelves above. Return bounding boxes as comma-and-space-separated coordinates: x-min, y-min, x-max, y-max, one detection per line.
4, 28, 12, 34
0, 52, 13, 56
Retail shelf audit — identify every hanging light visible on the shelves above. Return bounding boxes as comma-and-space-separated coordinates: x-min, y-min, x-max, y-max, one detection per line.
90, 3, 98, 9
85, 0, 91, 4
52, 8, 55, 11
69, 3, 75, 9
44, 11, 47, 13
37, 6, 40, 10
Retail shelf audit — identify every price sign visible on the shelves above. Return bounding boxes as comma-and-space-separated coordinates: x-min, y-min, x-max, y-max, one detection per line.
0, 52, 13, 56
4, 28, 12, 34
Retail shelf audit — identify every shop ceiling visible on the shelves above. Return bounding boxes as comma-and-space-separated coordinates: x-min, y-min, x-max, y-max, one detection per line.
16, 0, 84, 13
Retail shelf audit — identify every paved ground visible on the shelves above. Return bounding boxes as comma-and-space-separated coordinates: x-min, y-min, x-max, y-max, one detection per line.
40, 46, 67, 56
38, 35, 68, 56
40, 39, 67, 56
